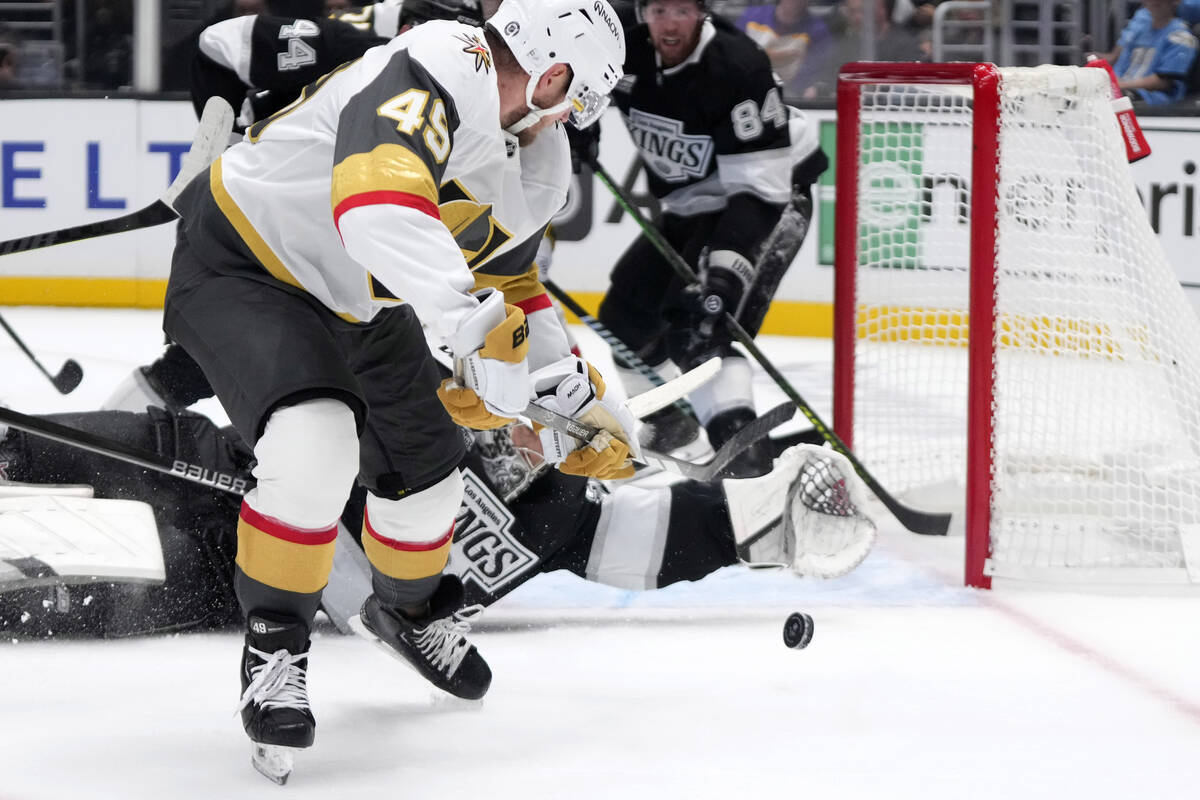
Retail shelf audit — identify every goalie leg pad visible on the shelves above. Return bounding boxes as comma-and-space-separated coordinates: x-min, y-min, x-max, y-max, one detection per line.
0, 495, 163, 590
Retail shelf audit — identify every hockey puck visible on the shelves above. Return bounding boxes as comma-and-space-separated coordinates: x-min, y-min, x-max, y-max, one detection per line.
782, 612, 814, 649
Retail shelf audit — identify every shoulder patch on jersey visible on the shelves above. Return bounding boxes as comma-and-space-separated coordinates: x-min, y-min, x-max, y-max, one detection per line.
626, 108, 715, 182
1168, 28, 1198, 49
456, 31, 492, 72
447, 469, 538, 593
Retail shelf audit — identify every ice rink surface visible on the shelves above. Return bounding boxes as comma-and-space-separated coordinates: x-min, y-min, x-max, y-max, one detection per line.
2, 307, 1199, 799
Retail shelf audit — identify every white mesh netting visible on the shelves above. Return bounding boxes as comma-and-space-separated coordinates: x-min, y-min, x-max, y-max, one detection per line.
847, 66, 1200, 584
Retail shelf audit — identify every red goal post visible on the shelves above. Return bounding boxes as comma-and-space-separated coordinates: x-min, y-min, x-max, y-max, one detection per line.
834, 62, 1200, 589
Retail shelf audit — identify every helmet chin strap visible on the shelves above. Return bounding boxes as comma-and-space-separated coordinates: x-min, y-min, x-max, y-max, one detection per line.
504, 71, 572, 134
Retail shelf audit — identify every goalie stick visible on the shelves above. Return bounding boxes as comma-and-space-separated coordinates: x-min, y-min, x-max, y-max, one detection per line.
0, 406, 252, 497
589, 157, 951, 536
0, 97, 234, 258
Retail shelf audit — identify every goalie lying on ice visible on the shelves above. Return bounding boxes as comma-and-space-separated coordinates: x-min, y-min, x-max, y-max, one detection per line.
0, 408, 875, 641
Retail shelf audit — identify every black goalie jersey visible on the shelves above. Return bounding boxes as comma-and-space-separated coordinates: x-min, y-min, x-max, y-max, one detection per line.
612, 17, 818, 219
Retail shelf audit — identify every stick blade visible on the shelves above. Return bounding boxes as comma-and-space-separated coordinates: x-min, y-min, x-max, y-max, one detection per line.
625, 357, 721, 419
52, 359, 83, 394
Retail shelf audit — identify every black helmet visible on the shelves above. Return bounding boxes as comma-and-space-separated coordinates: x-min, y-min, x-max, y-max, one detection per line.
266, 0, 325, 19
400, 0, 484, 27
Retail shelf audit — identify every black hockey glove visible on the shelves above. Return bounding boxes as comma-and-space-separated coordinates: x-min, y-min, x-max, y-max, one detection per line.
666, 282, 734, 370
566, 121, 601, 175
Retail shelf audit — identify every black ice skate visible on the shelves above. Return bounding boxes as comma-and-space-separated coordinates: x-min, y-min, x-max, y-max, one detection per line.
708, 408, 774, 479
639, 404, 713, 462
352, 575, 492, 700
236, 613, 315, 785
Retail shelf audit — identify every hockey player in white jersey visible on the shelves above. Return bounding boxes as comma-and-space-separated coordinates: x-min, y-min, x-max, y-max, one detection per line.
161, 0, 627, 782
109, 0, 590, 418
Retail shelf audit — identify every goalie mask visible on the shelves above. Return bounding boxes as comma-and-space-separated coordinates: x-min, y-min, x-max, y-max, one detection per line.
487, 0, 626, 131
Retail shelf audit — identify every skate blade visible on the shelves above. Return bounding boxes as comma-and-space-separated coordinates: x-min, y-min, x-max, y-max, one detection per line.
251, 743, 297, 785
348, 613, 418, 672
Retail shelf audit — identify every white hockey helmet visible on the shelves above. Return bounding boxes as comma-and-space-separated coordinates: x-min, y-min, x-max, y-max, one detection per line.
487, 0, 626, 130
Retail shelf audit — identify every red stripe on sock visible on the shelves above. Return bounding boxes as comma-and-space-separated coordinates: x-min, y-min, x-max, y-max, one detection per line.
239, 503, 338, 545
363, 509, 454, 552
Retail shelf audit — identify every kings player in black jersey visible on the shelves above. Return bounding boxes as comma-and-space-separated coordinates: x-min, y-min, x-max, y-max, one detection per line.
0, 409, 874, 641
595, 0, 827, 477
191, 0, 484, 133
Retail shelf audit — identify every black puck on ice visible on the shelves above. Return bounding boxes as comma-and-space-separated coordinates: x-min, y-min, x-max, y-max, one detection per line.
782, 612, 814, 649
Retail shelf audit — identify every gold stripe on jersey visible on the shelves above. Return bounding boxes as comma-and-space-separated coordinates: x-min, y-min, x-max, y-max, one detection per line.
471, 264, 544, 306
331, 143, 439, 216
211, 157, 304, 292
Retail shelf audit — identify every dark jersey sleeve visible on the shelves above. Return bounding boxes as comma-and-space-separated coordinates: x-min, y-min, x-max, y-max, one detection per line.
191, 14, 386, 127
246, 16, 387, 97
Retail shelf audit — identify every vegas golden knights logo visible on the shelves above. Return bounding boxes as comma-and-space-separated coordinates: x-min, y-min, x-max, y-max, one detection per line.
439, 180, 513, 269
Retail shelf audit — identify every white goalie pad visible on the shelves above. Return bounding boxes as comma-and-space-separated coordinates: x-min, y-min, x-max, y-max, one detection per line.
0, 495, 164, 591
725, 444, 877, 579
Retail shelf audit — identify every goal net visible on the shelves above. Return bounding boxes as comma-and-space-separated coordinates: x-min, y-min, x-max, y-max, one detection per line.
834, 63, 1200, 588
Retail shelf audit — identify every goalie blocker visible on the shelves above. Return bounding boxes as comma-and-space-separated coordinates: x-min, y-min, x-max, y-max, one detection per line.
0, 408, 876, 639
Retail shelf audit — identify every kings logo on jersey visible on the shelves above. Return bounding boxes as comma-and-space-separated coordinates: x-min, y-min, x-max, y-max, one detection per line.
625, 109, 714, 183
447, 470, 538, 593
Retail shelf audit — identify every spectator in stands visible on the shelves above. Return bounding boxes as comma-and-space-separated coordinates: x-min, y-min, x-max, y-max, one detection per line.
737, 0, 833, 99
0, 28, 19, 89
810, 0, 927, 95
82, 0, 132, 89
1103, 0, 1198, 105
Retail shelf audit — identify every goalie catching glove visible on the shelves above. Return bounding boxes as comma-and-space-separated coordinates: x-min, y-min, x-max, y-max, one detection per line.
530, 356, 640, 480
438, 288, 530, 430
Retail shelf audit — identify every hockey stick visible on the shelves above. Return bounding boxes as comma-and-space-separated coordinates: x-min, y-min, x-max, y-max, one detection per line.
590, 158, 951, 535
0, 406, 252, 496
542, 279, 697, 419
522, 401, 711, 479
0, 314, 83, 393
0, 97, 234, 258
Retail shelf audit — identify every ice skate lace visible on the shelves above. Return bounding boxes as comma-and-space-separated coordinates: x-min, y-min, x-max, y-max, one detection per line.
235, 647, 311, 713
413, 604, 485, 678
